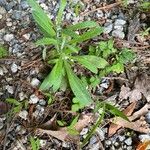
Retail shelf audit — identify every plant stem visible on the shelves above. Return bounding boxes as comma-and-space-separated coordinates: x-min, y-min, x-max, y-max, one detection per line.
81, 104, 105, 148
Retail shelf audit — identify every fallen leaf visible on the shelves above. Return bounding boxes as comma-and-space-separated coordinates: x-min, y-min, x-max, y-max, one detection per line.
35, 114, 93, 142
136, 141, 150, 150
108, 101, 137, 137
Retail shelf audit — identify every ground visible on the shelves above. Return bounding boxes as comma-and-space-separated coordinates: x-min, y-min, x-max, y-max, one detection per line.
0, 0, 150, 150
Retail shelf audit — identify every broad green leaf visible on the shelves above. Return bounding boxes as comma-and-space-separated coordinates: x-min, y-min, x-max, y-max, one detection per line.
64, 61, 92, 109
69, 27, 103, 44
56, 0, 67, 25
30, 137, 40, 150
64, 44, 81, 54
40, 58, 64, 91
36, 38, 57, 46
72, 55, 108, 73
105, 103, 129, 121
66, 21, 99, 31
27, 0, 56, 37
62, 29, 80, 39
6, 98, 21, 106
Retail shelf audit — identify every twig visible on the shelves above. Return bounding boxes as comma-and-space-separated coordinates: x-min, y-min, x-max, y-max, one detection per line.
81, 2, 121, 16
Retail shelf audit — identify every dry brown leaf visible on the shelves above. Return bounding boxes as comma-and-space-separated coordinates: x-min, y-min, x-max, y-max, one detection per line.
108, 102, 137, 137
0, 101, 10, 115
35, 114, 93, 142
136, 141, 150, 150
119, 74, 150, 102
111, 117, 150, 133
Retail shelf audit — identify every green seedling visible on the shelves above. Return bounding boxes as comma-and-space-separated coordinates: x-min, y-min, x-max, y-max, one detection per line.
30, 136, 40, 150
0, 45, 8, 58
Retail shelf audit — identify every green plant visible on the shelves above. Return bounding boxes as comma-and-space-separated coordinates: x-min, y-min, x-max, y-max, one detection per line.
0, 45, 8, 58
27, 0, 105, 111
140, 27, 150, 37
140, 1, 150, 11
30, 136, 40, 150
27, 0, 135, 112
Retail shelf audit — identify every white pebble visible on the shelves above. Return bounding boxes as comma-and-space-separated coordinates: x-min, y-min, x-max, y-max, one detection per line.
11, 63, 18, 73
80, 128, 88, 135
22, 33, 30, 40
3, 34, 14, 42
139, 134, 150, 142
112, 30, 125, 39
29, 94, 39, 104
19, 110, 28, 120
124, 138, 132, 146
115, 19, 126, 26
0, 14, 2, 19
0, 67, 4, 75
40, 3, 48, 10
6, 85, 14, 94
31, 78, 40, 87
6, 22, 12, 27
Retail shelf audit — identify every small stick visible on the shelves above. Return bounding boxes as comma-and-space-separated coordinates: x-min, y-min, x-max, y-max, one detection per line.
81, 2, 121, 16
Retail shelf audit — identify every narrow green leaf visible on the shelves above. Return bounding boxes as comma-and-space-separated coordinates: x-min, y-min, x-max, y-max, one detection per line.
40, 58, 64, 91
35, 38, 57, 46
56, 0, 67, 25
6, 98, 21, 106
66, 21, 99, 31
27, 0, 56, 37
69, 27, 103, 44
0, 45, 8, 58
62, 29, 80, 39
105, 103, 129, 121
64, 44, 81, 54
64, 61, 92, 109
72, 55, 108, 73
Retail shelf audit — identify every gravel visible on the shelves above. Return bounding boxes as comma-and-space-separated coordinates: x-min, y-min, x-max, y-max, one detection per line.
18, 110, 28, 120
3, 34, 14, 42
145, 111, 150, 124
112, 29, 125, 39
11, 63, 18, 73
30, 78, 40, 87
124, 138, 132, 146
29, 94, 39, 104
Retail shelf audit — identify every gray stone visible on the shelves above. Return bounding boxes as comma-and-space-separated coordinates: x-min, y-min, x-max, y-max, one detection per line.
3, 34, 14, 42
19, 110, 28, 120
114, 25, 124, 31
114, 19, 126, 26
29, 94, 39, 104
145, 112, 150, 123
124, 138, 132, 146
12, 10, 22, 20
11, 63, 18, 73
6, 85, 14, 94
39, 99, 46, 106
118, 135, 125, 142
20, 0, 29, 9
90, 136, 97, 145
0, 67, 4, 76
104, 24, 113, 34
139, 134, 150, 142
112, 29, 125, 39
0, 6, 6, 15
96, 10, 103, 18
31, 78, 40, 87
5, 1, 16, 11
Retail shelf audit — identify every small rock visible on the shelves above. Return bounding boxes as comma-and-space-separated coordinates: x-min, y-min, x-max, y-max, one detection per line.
105, 140, 112, 145
114, 19, 126, 26
104, 24, 113, 34
124, 138, 132, 146
0, 6, 6, 15
12, 10, 22, 20
0, 14, 2, 19
20, 0, 29, 9
90, 136, 97, 145
19, 92, 27, 101
22, 33, 30, 40
112, 30, 125, 39
96, 128, 105, 141
65, 13, 71, 20
31, 78, 40, 87
62, 142, 70, 148
96, 10, 103, 18
89, 142, 100, 150
11, 63, 18, 73
80, 128, 88, 135
145, 112, 150, 124
29, 94, 39, 104
39, 99, 46, 106
40, 140, 47, 147
40, 3, 48, 10
0, 67, 4, 75
6, 85, 14, 94
114, 25, 124, 31
19, 110, 28, 120
118, 135, 125, 142
3, 34, 14, 42
139, 134, 150, 142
